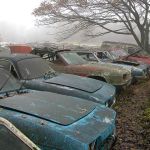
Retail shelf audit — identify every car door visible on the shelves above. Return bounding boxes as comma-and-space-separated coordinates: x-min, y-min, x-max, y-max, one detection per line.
0, 117, 40, 150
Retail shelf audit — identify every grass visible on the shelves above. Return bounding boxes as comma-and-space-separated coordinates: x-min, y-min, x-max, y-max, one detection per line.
140, 97, 150, 147
143, 107, 150, 121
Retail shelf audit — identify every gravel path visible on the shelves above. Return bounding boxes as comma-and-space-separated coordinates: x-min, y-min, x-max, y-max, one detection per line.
113, 80, 150, 150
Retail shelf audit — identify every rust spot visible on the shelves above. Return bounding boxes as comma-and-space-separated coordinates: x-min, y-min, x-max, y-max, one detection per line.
79, 108, 87, 114
40, 120, 46, 126
75, 131, 80, 135
21, 115, 27, 119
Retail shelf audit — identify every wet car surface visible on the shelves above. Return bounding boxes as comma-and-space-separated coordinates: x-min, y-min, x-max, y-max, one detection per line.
0, 68, 117, 150
0, 54, 116, 107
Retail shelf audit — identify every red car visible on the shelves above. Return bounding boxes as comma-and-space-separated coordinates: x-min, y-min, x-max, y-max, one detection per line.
107, 49, 150, 65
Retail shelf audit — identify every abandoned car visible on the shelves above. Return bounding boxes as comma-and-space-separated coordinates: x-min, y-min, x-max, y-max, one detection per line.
34, 49, 132, 88
106, 48, 150, 66
76, 50, 149, 80
0, 54, 116, 107
0, 117, 40, 150
0, 68, 117, 150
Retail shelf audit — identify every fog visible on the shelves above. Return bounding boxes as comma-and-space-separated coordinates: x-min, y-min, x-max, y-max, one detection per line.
0, 21, 57, 43
0, 0, 137, 45
0, 20, 137, 45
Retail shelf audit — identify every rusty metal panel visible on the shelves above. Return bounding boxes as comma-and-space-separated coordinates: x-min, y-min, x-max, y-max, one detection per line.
0, 91, 96, 125
9, 45, 32, 54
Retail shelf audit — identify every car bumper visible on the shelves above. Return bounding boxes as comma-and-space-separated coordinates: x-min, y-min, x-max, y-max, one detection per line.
132, 69, 149, 79
106, 97, 116, 107
89, 128, 117, 150
114, 78, 132, 89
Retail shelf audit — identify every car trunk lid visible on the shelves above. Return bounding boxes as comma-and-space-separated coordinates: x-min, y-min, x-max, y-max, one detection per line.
44, 74, 103, 93
0, 91, 96, 125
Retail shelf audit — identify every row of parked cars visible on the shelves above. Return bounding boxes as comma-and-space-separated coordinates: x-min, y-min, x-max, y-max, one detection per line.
0, 45, 150, 150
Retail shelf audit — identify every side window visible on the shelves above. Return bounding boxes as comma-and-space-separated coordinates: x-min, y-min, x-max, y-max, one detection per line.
104, 51, 113, 60
53, 55, 64, 65
10, 65, 18, 79
88, 53, 97, 61
0, 60, 11, 71
0, 118, 40, 150
0, 74, 20, 93
77, 53, 97, 61
0, 60, 18, 79
0, 125, 32, 150
77, 53, 88, 60
97, 52, 108, 59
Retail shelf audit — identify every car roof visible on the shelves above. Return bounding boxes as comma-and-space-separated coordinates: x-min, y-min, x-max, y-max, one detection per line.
71, 50, 93, 53
0, 53, 40, 62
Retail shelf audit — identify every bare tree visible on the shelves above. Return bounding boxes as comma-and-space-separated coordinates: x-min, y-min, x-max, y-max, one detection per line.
33, 0, 150, 52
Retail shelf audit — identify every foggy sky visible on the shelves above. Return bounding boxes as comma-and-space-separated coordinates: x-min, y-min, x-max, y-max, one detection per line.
0, 0, 137, 45
0, 20, 137, 45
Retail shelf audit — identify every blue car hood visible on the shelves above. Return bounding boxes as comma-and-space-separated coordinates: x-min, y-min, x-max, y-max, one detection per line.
43, 73, 103, 93
0, 91, 96, 125
0, 101, 116, 150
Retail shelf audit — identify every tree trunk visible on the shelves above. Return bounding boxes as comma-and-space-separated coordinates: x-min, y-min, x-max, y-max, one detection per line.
143, 23, 150, 53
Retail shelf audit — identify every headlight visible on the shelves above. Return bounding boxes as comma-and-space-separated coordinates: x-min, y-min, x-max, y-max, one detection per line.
89, 140, 96, 150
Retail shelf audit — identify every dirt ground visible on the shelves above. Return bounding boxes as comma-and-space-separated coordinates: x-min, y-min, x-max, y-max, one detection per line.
113, 79, 150, 150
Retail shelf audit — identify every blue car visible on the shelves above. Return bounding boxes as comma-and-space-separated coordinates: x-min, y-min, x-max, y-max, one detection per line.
0, 68, 116, 149
0, 54, 116, 107
0, 117, 40, 150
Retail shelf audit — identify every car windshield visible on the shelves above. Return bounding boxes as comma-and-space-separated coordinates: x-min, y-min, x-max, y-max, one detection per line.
17, 57, 55, 80
128, 48, 150, 56
0, 70, 21, 93
109, 50, 128, 59
59, 52, 87, 65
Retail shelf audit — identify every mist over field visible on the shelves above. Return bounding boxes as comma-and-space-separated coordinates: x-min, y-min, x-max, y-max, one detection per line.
0, 21, 136, 45
0, 0, 145, 45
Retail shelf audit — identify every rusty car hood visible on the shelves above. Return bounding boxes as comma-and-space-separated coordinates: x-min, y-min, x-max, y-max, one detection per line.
126, 55, 150, 65
79, 62, 129, 74
0, 91, 96, 125
44, 73, 103, 93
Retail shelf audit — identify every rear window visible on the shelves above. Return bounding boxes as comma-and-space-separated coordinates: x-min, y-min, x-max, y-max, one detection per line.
17, 57, 51, 80
0, 71, 10, 89
0, 70, 20, 93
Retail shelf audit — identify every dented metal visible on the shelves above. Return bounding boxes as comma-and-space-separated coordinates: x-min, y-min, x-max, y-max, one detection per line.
0, 54, 116, 107
0, 117, 40, 150
47, 50, 132, 87
76, 50, 149, 80
0, 68, 117, 149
